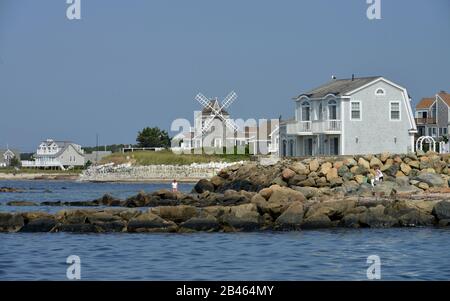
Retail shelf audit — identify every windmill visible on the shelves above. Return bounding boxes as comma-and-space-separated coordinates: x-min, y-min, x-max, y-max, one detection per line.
194, 91, 239, 140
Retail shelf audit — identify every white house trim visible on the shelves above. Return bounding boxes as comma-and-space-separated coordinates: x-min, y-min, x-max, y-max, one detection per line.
375, 87, 386, 96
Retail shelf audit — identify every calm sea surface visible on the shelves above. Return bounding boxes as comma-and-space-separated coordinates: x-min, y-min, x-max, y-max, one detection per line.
1, 180, 450, 280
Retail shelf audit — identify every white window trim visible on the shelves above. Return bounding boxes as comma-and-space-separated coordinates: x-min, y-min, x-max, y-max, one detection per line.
350, 100, 362, 121
389, 101, 401, 121
375, 88, 386, 96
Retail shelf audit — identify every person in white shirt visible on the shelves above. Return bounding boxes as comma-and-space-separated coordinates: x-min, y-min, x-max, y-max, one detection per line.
171, 179, 178, 192
371, 165, 384, 187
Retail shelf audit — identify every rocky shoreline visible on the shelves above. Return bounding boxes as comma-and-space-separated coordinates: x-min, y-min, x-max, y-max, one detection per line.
2, 151, 450, 233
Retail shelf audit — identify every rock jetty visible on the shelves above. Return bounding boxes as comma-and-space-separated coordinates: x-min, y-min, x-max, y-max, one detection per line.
2, 151, 450, 233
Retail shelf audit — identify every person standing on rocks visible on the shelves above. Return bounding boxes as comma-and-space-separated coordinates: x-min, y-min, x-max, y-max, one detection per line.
371, 165, 384, 187
172, 179, 178, 192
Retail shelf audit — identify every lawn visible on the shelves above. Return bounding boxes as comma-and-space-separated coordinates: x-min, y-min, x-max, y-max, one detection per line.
100, 149, 250, 165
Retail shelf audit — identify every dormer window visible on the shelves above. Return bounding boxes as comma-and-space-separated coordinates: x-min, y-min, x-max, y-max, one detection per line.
301, 101, 311, 121
375, 88, 385, 96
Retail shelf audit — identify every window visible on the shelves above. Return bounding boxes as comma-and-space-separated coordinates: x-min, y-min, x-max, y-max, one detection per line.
328, 99, 337, 120
350, 101, 361, 120
444, 128, 448, 135
375, 88, 385, 96
432, 127, 437, 137
390, 102, 400, 120
301, 101, 311, 121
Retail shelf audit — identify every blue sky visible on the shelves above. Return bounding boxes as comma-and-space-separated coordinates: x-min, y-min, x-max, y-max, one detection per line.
0, 0, 449, 151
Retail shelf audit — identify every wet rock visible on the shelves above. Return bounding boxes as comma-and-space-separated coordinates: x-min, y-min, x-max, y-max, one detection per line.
150, 205, 198, 223
359, 205, 398, 228
128, 211, 177, 232
123, 191, 150, 207
274, 202, 304, 230
210, 176, 225, 188
0, 212, 24, 232
95, 194, 122, 206
0, 187, 23, 193
432, 200, 450, 220
21, 218, 57, 232
180, 213, 220, 232
221, 203, 262, 231
193, 179, 215, 193
301, 214, 332, 229
6, 201, 38, 206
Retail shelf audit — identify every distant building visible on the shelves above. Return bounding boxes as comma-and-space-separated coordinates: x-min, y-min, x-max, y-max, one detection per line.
172, 98, 279, 155
415, 91, 450, 138
22, 139, 85, 169
84, 151, 112, 164
280, 76, 417, 156
0, 148, 20, 167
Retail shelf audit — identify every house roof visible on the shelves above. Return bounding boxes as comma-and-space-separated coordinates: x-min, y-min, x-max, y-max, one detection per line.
36, 140, 84, 158
201, 99, 229, 115
416, 97, 435, 109
438, 91, 450, 107
294, 76, 382, 99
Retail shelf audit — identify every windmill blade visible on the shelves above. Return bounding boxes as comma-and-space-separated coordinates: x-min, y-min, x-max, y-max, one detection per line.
195, 93, 214, 110
221, 91, 237, 110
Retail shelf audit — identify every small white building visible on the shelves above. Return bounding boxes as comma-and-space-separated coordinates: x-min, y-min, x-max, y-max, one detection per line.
0, 149, 20, 167
22, 139, 85, 169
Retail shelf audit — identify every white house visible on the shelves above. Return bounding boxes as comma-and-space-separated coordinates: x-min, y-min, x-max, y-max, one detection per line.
0, 148, 20, 167
280, 76, 417, 157
22, 139, 85, 169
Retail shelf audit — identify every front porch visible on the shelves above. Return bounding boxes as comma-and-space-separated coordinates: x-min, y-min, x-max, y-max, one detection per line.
281, 134, 341, 157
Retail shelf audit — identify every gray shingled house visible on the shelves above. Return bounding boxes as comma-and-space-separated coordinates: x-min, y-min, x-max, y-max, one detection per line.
279, 76, 417, 157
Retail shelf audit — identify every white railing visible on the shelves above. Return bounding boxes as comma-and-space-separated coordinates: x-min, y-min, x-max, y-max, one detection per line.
286, 121, 311, 134
287, 120, 341, 134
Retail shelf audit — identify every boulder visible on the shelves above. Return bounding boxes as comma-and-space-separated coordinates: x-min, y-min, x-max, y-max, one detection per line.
415, 173, 446, 188
150, 205, 198, 223
21, 217, 57, 232
221, 203, 262, 231
319, 162, 332, 176
281, 168, 296, 180
258, 187, 273, 200
127, 212, 178, 232
359, 205, 398, 228
250, 194, 268, 213
432, 201, 450, 220
180, 214, 220, 232
397, 211, 435, 227
292, 186, 321, 199
326, 168, 339, 181
393, 185, 421, 196
274, 202, 304, 230
380, 152, 390, 162
210, 176, 225, 187
266, 186, 306, 217
400, 163, 412, 176
193, 179, 215, 193
355, 175, 367, 184
358, 158, 370, 170
0, 213, 24, 232
370, 157, 383, 168
290, 162, 309, 175
409, 160, 420, 169
301, 214, 332, 229
309, 159, 319, 172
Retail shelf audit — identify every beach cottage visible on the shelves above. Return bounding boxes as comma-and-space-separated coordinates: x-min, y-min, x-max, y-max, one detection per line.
415, 91, 450, 139
279, 76, 417, 157
22, 139, 85, 169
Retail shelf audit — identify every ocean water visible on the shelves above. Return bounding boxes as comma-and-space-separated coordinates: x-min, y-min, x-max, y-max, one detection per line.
1, 180, 450, 280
